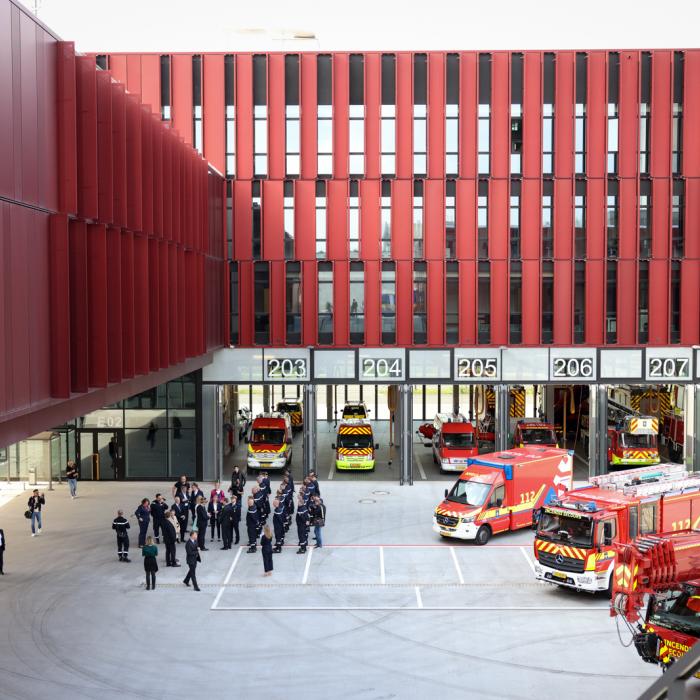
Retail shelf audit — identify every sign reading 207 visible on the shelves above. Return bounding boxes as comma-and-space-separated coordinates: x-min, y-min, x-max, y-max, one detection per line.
361, 357, 403, 379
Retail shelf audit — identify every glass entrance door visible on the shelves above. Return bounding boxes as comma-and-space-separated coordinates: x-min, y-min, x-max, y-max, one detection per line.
77, 431, 123, 480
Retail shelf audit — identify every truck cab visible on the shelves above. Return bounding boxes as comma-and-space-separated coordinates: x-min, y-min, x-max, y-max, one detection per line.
430, 413, 478, 472
513, 420, 559, 448
332, 420, 378, 471
608, 415, 660, 469
342, 402, 369, 421
276, 400, 303, 431
246, 412, 293, 471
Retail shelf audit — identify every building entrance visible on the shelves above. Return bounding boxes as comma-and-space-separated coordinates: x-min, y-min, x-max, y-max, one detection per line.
77, 430, 122, 480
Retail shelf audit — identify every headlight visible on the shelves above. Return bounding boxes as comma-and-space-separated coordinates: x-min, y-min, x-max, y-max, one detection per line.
534, 565, 543, 574
441, 459, 452, 467
247, 457, 260, 466
271, 458, 286, 467
461, 516, 475, 523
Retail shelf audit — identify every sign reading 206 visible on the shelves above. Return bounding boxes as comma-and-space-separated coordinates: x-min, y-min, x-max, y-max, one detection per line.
265, 357, 308, 380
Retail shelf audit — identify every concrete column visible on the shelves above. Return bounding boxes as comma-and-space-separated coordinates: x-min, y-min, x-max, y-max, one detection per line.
588, 384, 609, 478
326, 385, 333, 422
398, 384, 413, 485
452, 385, 460, 415
201, 384, 221, 483
263, 384, 270, 413
231, 385, 240, 449
495, 384, 509, 451
543, 385, 555, 422
302, 384, 317, 478
685, 384, 699, 472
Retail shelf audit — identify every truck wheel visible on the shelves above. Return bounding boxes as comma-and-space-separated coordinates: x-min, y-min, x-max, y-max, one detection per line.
474, 525, 491, 546
606, 573, 613, 599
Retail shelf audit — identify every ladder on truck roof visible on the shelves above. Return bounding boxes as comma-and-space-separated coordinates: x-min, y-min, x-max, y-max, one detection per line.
590, 463, 687, 490
621, 476, 700, 498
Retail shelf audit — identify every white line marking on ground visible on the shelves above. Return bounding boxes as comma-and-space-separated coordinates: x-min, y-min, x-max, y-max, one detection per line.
415, 456, 427, 480
211, 546, 244, 610
379, 546, 385, 584
450, 546, 464, 585
519, 546, 535, 575
415, 586, 423, 608
213, 605, 608, 612
327, 462, 334, 480
302, 546, 314, 584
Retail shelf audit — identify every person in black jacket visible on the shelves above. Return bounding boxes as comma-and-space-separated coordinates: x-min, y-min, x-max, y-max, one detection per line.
172, 477, 191, 536
183, 531, 201, 591
310, 495, 326, 549
172, 497, 188, 543
195, 497, 208, 551
161, 511, 179, 567
296, 495, 310, 554
150, 494, 167, 544
246, 496, 259, 553
112, 510, 131, 562
252, 486, 265, 534
261, 525, 273, 576
208, 494, 223, 542
220, 498, 233, 550
231, 495, 241, 545
309, 471, 321, 499
229, 466, 246, 504
134, 499, 150, 547
272, 498, 285, 553
190, 483, 204, 521
0, 527, 6, 574
28, 490, 45, 536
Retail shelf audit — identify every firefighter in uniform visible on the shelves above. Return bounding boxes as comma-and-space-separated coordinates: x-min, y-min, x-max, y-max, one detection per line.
296, 495, 310, 554
112, 510, 131, 562
252, 486, 266, 533
272, 498, 285, 553
231, 494, 241, 545
220, 498, 234, 550
282, 476, 294, 531
246, 496, 259, 553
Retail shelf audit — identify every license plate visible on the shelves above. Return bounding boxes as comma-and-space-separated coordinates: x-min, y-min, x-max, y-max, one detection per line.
553, 571, 567, 580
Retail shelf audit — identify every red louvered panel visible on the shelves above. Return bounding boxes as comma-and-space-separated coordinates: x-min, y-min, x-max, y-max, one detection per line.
171, 53, 193, 146
360, 179, 379, 260
683, 52, 700, 177
133, 235, 149, 375
552, 259, 572, 345
522, 51, 543, 179
140, 54, 160, 115
68, 219, 88, 393
293, 179, 315, 261
426, 259, 443, 345
57, 42, 78, 215
126, 54, 142, 96
49, 214, 71, 397
395, 260, 412, 346
364, 259, 380, 346
455, 179, 476, 260
554, 51, 574, 178
553, 178, 573, 261
520, 177, 541, 261
490, 259, 508, 345
121, 229, 135, 378
267, 53, 285, 180
262, 179, 283, 260
76, 56, 98, 220
423, 179, 444, 260
585, 259, 605, 346
391, 178, 411, 261
147, 237, 160, 370
618, 51, 639, 179
586, 52, 607, 180
327, 179, 347, 260
158, 240, 170, 368
334, 260, 349, 346
521, 259, 540, 346
618, 177, 638, 260
333, 53, 349, 180
301, 260, 317, 346
203, 53, 225, 174
238, 260, 253, 347
269, 260, 285, 346
395, 52, 412, 179
650, 51, 672, 178
427, 53, 445, 180
648, 259, 669, 344
490, 52, 509, 180
617, 259, 637, 346
680, 260, 700, 345
651, 178, 670, 259
586, 177, 606, 261
459, 51, 477, 178
364, 52, 380, 180
96, 70, 113, 223
106, 226, 123, 383
87, 223, 108, 387
236, 53, 254, 180
112, 83, 128, 227
488, 178, 508, 261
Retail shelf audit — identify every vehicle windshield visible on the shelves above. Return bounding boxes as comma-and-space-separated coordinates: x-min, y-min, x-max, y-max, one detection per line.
649, 589, 700, 638
446, 479, 492, 507
277, 403, 300, 413
521, 428, 557, 445
337, 434, 373, 449
620, 433, 655, 448
343, 405, 366, 418
537, 511, 593, 547
443, 432, 474, 448
251, 429, 285, 445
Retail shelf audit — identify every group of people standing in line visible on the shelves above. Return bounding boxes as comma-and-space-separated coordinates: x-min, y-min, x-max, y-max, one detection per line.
111, 465, 326, 589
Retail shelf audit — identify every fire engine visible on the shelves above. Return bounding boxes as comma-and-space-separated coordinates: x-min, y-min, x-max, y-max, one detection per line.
246, 413, 293, 471
433, 446, 572, 545
608, 415, 660, 469
533, 463, 700, 594
512, 419, 559, 448
276, 400, 303, 430
611, 530, 700, 674
430, 414, 479, 472
663, 385, 685, 464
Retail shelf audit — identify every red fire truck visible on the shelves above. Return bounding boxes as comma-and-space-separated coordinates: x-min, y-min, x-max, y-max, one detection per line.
513, 419, 559, 448
663, 385, 685, 464
611, 531, 700, 674
433, 446, 572, 545
608, 415, 661, 469
533, 463, 700, 594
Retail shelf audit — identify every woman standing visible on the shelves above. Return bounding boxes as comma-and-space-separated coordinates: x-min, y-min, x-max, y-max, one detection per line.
208, 494, 222, 542
210, 480, 225, 504
142, 536, 158, 590
195, 497, 208, 551
261, 525, 274, 577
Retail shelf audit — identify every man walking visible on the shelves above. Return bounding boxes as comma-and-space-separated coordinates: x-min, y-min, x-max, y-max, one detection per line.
183, 531, 201, 591
66, 460, 79, 499
27, 490, 45, 537
112, 510, 131, 562
0, 526, 6, 574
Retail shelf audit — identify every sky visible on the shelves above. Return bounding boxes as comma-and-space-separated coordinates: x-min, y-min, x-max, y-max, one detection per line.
28, 0, 700, 53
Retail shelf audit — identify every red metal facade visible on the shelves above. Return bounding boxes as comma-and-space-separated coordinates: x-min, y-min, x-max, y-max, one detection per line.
92, 49, 700, 350
0, 1, 226, 448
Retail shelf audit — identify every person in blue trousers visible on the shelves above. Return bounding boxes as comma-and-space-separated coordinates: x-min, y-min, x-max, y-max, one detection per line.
135, 498, 151, 548
28, 490, 45, 537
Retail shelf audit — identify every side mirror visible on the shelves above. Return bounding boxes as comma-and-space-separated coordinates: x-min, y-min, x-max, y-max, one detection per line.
603, 521, 613, 546
444, 488, 448, 498
331, 443, 336, 450
375, 443, 380, 450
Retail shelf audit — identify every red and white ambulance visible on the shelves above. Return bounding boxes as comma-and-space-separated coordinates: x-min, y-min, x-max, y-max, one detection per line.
430, 413, 479, 472
433, 446, 573, 545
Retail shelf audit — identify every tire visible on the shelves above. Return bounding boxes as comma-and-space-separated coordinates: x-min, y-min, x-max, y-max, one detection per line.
606, 572, 614, 599
474, 525, 491, 546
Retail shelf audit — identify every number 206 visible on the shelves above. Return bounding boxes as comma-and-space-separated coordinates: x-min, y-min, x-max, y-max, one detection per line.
552, 357, 593, 378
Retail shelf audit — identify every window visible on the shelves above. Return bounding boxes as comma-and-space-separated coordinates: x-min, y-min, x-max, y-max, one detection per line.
542, 261, 554, 344
575, 53, 587, 174
349, 54, 365, 176
381, 262, 396, 344
510, 260, 522, 344
672, 178, 684, 258
160, 55, 171, 121
629, 507, 639, 540
639, 178, 652, 259
607, 52, 619, 175
192, 55, 203, 153
510, 179, 521, 260
413, 261, 427, 344
349, 180, 360, 259
542, 53, 555, 175
318, 262, 333, 344
286, 262, 301, 345
226, 180, 233, 259
381, 179, 392, 259
478, 54, 491, 175
606, 179, 618, 258
317, 55, 333, 177
349, 262, 365, 344
638, 260, 649, 344
252, 180, 262, 260
284, 181, 295, 260
253, 55, 268, 177
254, 262, 270, 345
225, 55, 235, 176
315, 180, 327, 259
413, 180, 424, 258
381, 54, 396, 176
510, 52, 523, 175
95, 55, 108, 70
606, 260, 617, 344
574, 261, 585, 344
478, 179, 488, 259
229, 261, 239, 345
640, 52, 651, 175
672, 51, 684, 175
413, 54, 427, 176
446, 261, 459, 344
542, 179, 553, 259
670, 261, 681, 344
640, 502, 657, 535
478, 261, 490, 344
446, 179, 456, 259
285, 55, 300, 177
575, 179, 586, 259
446, 53, 459, 176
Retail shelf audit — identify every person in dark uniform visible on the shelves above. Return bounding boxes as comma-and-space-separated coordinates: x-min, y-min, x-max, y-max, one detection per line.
261, 526, 274, 577
135, 499, 150, 548
150, 494, 168, 544
272, 498, 285, 553
142, 536, 158, 590
112, 510, 131, 562
190, 483, 204, 523
252, 486, 265, 534
161, 510, 179, 567
309, 471, 321, 499
183, 531, 201, 591
246, 496, 259, 553
296, 495, 310, 554
260, 471, 271, 497
172, 476, 191, 536
231, 495, 241, 545
208, 494, 223, 542
282, 475, 295, 531
172, 496, 187, 543
306, 474, 318, 500
0, 526, 6, 574
220, 498, 233, 550
229, 466, 246, 504
195, 496, 208, 551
